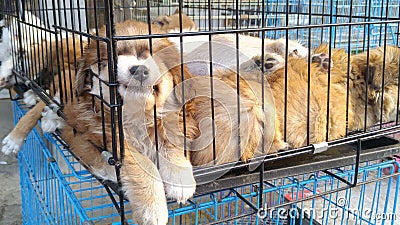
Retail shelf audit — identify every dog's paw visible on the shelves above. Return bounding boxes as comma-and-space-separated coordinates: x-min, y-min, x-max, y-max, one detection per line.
1, 134, 24, 155
41, 106, 64, 133
141, 202, 169, 225
253, 54, 285, 75
23, 90, 39, 107
312, 53, 333, 71
160, 161, 196, 204
268, 140, 291, 154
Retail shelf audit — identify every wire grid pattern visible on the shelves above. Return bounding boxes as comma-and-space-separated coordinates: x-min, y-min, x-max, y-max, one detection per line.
7, 0, 399, 224
177, 0, 399, 51
15, 94, 400, 225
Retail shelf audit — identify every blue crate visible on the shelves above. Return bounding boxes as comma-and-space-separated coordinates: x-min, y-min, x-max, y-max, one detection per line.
15, 99, 400, 225
187, 0, 398, 52
262, 0, 399, 51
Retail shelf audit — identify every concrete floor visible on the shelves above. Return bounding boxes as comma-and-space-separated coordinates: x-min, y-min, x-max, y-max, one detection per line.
0, 90, 22, 225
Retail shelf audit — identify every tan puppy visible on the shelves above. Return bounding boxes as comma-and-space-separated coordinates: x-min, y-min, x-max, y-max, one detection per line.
246, 46, 351, 148
297, 44, 399, 137
152, 9, 198, 32
2, 37, 84, 154
66, 20, 187, 224
187, 65, 288, 166
71, 19, 287, 224
351, 46, 400, 123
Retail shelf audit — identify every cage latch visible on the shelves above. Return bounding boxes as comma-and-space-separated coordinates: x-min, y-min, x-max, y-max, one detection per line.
312, 142, 329, 154
101, 151, 116, 165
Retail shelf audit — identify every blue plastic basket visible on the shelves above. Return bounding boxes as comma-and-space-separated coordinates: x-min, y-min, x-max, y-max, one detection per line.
190, 0, 399, 52
15, 99, 399, 225
262, 0, 399, 51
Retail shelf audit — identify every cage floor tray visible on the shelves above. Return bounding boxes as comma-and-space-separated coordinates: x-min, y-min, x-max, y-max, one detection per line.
195, 136, 400, 195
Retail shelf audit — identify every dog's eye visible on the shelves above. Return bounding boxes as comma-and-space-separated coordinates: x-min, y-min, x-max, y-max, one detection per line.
153, 85, 159, 94
293, 49, 298, 55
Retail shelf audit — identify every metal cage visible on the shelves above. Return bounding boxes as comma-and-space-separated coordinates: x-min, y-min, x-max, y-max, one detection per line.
15, 99, 400, 224
1, 0, 400, 224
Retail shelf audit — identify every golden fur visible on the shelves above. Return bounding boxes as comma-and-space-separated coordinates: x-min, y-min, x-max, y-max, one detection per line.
152, 9, 198, 32
246, 45, 351, 148
351, 46, 400, 123
68, 19, 287, 224
314, 44, 400, 129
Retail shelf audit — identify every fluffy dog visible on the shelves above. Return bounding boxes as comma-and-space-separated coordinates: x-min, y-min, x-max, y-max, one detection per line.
244, 45, 351, 148
154, 11, 308, 76
351, 46, 400, 124
0, 11, 58, 89
152, 9, 198, 32
68, 20, 191, 224
313, 44, 400, 130
70, 19, 286, 224
260, 43, 399, 148
171, 35, 308, 77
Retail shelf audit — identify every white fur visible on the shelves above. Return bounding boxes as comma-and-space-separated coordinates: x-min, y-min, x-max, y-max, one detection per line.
168, 34, 308, 76
41, 105, 64, 133
1, 133, 24, 155
0, 25, 14, 88
90, 55, 163, 99
158, 158, 196, 203
23, 90, 39, 106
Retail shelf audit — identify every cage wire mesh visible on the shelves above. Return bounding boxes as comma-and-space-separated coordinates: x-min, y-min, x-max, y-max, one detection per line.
1, 0, 400, 224
15, 99, 400, 224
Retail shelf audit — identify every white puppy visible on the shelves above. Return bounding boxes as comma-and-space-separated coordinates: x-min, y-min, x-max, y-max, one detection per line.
168, 32, 308, 76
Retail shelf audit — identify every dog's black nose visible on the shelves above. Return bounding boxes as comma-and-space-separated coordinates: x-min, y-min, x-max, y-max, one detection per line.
371, 84, 382, 91
129, 65, 150, 81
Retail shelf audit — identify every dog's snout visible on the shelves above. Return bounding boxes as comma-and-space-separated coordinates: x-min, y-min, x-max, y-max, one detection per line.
129, 65, 150, 81
371, 84, 382, 91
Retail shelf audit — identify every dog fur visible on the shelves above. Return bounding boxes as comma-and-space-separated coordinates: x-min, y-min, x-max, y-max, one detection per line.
69, 19, 289, 224
260, 43, 399, 148
314, 44, 400, 130
351, 46, 400, 124
244, 45, 352, 148
153, 9, 198, 33
155, 12, 308, 76
1, 37, 84, 154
